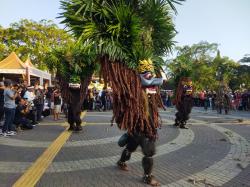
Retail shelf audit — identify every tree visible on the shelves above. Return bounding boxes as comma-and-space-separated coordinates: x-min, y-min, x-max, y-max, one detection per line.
212, 51, 239, 86
230, 54, 250, 90
229, 65, 250, 90
167, 41, 219, 90
167, 42, 240, 91
239, 54, 250, 63
0, 19, 73, 69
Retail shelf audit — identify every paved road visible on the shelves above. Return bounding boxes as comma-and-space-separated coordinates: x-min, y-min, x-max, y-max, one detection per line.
0, 108, 249, 187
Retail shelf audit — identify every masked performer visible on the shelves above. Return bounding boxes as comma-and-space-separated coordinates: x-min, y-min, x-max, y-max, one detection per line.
102, 59, 164, 186
173, 77, 193, 129
60, 0, 183, 185
56, 66, 93, 132
67, 82, 83, 131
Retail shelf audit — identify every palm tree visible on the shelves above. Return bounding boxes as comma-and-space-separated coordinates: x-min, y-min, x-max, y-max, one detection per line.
60, 0, 183, 135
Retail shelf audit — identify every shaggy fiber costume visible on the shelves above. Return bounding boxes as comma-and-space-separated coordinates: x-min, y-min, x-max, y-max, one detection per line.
174, 77, 193, 129
102, 59, 164, 186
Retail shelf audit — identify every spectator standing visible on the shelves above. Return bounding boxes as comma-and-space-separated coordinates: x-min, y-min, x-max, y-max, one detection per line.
50, 87, 55, 114
211, 91, 216, 110
23, 86, 35, 102
23, 86, 37, 125
94, 93, 102, 111
167, 91, 173, 107
235, 91, 241, 110
204, 91, 209, 110
0, 82, 5, 126
247, 89, 250, 110
34, 85, 44, 122
45, 87, 53, 108
20, 80, 28, 98
53, 89, 61, 120
199, 91, 205, 107
2, 79, 19, 136
224, 93, 231, 114
161, 92, 167, 107
107, 91, 113, 110
241, 91, 248, 111
101, 87, 107, 111
193, 92, 199, 107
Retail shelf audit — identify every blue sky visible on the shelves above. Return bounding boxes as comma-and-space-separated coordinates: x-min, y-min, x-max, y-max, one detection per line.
0, 0, 249, 61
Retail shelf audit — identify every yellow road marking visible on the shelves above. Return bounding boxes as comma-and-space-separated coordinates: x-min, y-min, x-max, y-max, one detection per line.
13, 111, 86, 187
39, 123, 68, 127
86, 114, 112, 117
85, 122, 110, 125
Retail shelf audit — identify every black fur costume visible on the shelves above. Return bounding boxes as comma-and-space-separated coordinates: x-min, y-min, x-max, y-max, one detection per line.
67, 84, 82, 131
174, 77, 193, 129
118, 132, 156, 183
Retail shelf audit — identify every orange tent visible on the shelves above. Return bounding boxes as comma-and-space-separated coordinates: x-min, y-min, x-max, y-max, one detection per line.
0, 52, 26, 71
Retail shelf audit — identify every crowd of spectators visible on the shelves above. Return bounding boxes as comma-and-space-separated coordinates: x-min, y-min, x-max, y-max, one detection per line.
84, 87, 113, 111
0, 80, 115, 138
1, 78, 249, 137
160, 89, 250, 114
85, 88, 250, 113
0, 80, 115, 137
0, 79, 62, 137
192, 90, 250, 112
161, 91, 173, 107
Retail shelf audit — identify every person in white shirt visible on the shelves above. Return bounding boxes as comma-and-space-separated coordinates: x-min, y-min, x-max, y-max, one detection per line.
23, 86, 37, 125
23, 86, 35, 103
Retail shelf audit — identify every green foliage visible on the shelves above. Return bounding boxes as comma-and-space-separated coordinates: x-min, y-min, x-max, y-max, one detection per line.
167, 42, 240, 91
239, 54, 250, 63
0, 19, 73, 69
212, 52, 239, 84
139, 0, 176, 56
69, 74, 81, 83
60, 0, 182, 71
45, 42, 98, 82
167, 42, 217, 88
229, 65, 250, 90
